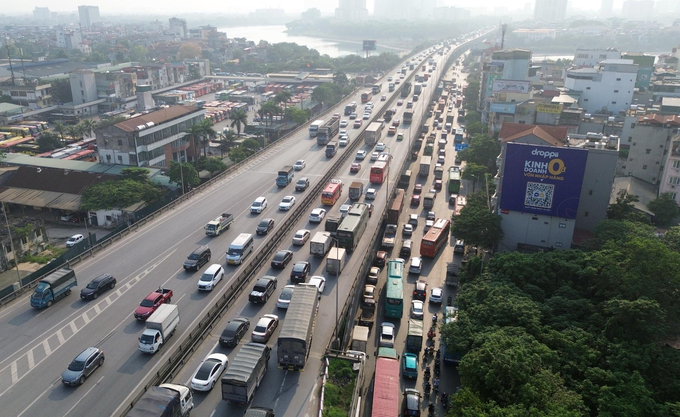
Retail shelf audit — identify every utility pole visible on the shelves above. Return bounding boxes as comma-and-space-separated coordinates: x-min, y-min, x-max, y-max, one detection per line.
5, 43, 16, 86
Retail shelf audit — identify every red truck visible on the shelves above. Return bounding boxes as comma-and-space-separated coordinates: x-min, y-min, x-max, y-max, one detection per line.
134, 288, 173, 321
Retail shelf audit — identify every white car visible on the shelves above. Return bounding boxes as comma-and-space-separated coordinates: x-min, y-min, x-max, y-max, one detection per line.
366, 188, 376, 200
276, 285, 295, 309
66, 234, 85, 247
339, 129, 348, 137
403, 224, 414, 236
370, 152, 380, 161
250, 197, 267, 214
292, 229, 310, 246
411, 300, 424, 320
309, 208, 327, 223
307, 276, 326, 296
376, 142, 386, 152
197, 264, 224, 291
190, 353, 228, 391
356, 150, 367, 160
380, 322, 396, 348
251, 314, 279, 343
424, 219, 434, 231
340, 120, 348, 128
279, 195, 296, 211
339, 204, 352, 218
294, 160, 305, 170
430, 287, 443, 304
409, 257, 422, 275
363, 113, 370, 120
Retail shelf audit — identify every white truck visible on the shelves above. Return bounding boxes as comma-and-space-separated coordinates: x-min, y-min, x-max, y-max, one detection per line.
382, 224, 397, 248
125, 383, 194, 417
310, 231, 333, 257
205, 212, 234, 236
138, 304, 180, 354
326, 247, 347, 275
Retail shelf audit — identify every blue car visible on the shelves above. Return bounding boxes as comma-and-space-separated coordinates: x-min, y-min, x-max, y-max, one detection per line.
402, 352, 418, 379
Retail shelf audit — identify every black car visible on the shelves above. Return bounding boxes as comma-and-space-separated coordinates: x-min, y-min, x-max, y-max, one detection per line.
295, 177, 310, 191
183, 246, 211, 271
256, 218, 275, 235
290, 261, 311, 283
80, 274, 116, 300
219, 317, 250, 348
271, 250, 293, 269
249, 276, 277, 304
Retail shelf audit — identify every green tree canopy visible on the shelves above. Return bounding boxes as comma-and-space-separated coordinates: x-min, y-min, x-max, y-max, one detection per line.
285, 106, 309, 124
166, 161, 200, 191
451, 191, 503, 249
457, 133, 500, 173
648, 192, 679, 227
81, 179, 165, 211
197, 157, 227, 177
36, 133, 62, 152
120, 167, 150, 183
607, 189, 648, 223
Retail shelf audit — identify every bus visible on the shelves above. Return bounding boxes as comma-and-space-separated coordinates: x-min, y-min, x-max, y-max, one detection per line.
0, 126, 30, 137
420, 218, 450, 258
309, 120, 324, 138
448, 167, 461, 194
454, 128, 464, 143
441, 306, 461, 364
21, 121, 48, 132
361, 91, 372, 103
384, 259, 405, 318
64, 149, 97, 161
321, 180, 343, 205
371, 347, 400, 417
344, 102, 357, 116
370, 161, 389, 185
336, 203, 370, 251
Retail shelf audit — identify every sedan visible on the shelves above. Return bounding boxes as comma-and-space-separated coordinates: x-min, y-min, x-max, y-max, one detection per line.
252, 314, 279, 343
62, 347, 105, 386
367, 266, 380, 284
424, 219, 434, 231
308, 276, 326, 296
349, 112, 357, 120
409, 257, 423, 275
293, 160, 305, 170
290, 261, 311, 283
309, 208, 327, 223
292, 229, 310, 246
350, 163, 361, 173
191, 353, 228, 391
339, 129, 348, 137
219, 317, 250, 347
256, 218, 275, 235
392, 119, 400, 127
370, 152, 380, 161
363, 284, 376, 304
413, 184, 422, 194
356, 150, 367, 160
271, 250, 293, 269
376, 142, 386, 152
380, 322, 396, 348
411, 300, 424, 320
362, 113, 371, 120
430, 287, 443, 304
397, 99, 404, 106
276, 285, 295, 309
403, 224, 414, 236
381, 95, 387, 101
278, 196, 296, 211
402, 352, 419, 379
410, 194, 420, 206
353, 120, 363, 128
80, 274, 116, 300
66, 234, 85, 247
340, 120, 348, 128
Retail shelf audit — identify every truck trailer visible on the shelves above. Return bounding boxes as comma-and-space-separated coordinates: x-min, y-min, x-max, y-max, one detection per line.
221, 343, 271, 405
326, 247, 347, 275
125, 384, 194, 417
317, 118, 339, 145
277, 285, 319, 371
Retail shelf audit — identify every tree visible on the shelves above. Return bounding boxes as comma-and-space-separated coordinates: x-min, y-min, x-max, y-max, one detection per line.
120, 167, 150, 183
451, 191, 503, 248
78, 119, 97, 138
81, 179, 165, 211
661, 226, 680, 252
36, 133, 61, 152
197, 157, 227, 178
648, 193, 679, 227
166, 161, 200, 192
285, 107, 309, 124
312, 83, 342, 107
129, 45, 149, 62
182, 121, 206, 162
54, 122, 66, 142
229, 110, 249, 137
461, 162, 488, 192
465, 120, 487, 136
217, 130, 237, 156
50, 78, 73, 104
333, 71, 349, 87
177, 43, 202, 60
198, 118, 216, 157
607, 189, 643, 221
274, 91, 293, 113
65, 124, 83, 141
457, 133, 500, 173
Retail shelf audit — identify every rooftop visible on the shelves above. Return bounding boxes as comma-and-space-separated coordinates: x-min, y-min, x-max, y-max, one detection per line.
499, 123, 569, 147
114, 105, 202, 132
636, 114, 680, 126
1, 153, 161, 176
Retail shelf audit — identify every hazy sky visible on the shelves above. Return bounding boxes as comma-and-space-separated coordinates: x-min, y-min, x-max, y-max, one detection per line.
5, 0, 626, 15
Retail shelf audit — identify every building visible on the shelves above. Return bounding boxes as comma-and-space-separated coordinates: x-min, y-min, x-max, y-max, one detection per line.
95, 105, 206, 167
301, 8, 321, 21
512, 29, 556, 42
622, 114, 680, 184
0, 79, 52, 110
70, 69, 98, 105
56, 29, 86, 53
573, 49, 621, 67
599, 0, 614, 17
78, 5, 100, 28
168, 17, 187, 38
621, 53, 654, 88
33, 7, 51, 21
622, 0, 654, 20
534, 0, 568, 22
335, 0, 368, 21
660, 131, 680, 204
564, 59, 638, 114
480, 49, 532, 102
492, 123, 619, 252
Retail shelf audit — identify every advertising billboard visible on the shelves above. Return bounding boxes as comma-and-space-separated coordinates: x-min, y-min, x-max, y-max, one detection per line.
489, 103, 516, 114
536, 103, 562, 114
499, 143, 588, 218
492, 79, 530, 94
362, 40, 377, 51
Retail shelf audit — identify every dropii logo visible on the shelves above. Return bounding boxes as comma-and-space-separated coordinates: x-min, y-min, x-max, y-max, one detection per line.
524, 148, 566, 176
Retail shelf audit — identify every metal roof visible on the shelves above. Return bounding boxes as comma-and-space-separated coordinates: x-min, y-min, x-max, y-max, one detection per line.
222, 343, 268, 384
0, 187, 81, 211
278, 285, 318, 342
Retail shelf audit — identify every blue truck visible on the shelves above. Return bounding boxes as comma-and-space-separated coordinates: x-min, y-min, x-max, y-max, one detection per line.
325, 141, 338, 158
276, 165, 294, 187
30, 268, 77, 308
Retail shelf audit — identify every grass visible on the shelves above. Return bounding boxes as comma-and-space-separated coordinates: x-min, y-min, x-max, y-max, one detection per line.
20, 246, 67, 264
323, 358, 357, 417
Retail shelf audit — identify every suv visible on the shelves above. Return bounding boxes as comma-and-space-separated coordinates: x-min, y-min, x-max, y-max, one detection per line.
183, 246, 211, 271
80, 274, 116, 300
295, 177, 310, 191
250, 197, 267, 214
290, 261, 311, 283
198, 264, 224, 291
249, 276, 277, 304
61, 347, 105, 386
413, 280, 427, 300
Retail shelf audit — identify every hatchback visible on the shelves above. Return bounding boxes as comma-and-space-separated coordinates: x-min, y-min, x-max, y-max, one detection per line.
411, 300, 424, 320
80, 274, 116, 300
380, 322, 396, 348
430, 287, 443, 304
62, 347, 104, 386
402, 353, 419, 379
356, 150, 367, 160
409, 257, 422, 275
219, 317, 250, 347
413, 280, 427, 300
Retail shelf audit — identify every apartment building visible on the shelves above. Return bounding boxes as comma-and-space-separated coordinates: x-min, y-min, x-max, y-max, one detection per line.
622, 114, 680, 184
565, 59, 638, 114
573, 48, 621, 67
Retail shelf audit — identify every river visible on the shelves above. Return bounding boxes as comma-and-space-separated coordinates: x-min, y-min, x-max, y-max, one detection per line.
217, 25, 406, 58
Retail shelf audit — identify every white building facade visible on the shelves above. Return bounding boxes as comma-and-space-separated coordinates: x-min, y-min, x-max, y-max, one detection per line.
565, 59, 638, 114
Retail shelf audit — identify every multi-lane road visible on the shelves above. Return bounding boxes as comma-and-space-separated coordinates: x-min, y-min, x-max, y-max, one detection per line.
0, 32, 486, 417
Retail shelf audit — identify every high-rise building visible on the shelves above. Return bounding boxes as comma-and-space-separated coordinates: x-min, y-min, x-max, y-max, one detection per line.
621, 0, 654, 19
534, 0, 568, 21
33, 7, 50, 21
599, 0, 614, 17
78, 5, 100, 28
56, 29, 83, 51
335, 0, 368, 21
168, 17, 188, 38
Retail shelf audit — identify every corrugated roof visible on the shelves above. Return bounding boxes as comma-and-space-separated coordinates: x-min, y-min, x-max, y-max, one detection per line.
1, 154, 161, 176
115, 105, 200, 132
222, 343, 268, 384
0, 187, 81, 211
279, 285, 318, 342
4, 166, 117, 195
499, 122, 569, 147
637, 114, 680, 126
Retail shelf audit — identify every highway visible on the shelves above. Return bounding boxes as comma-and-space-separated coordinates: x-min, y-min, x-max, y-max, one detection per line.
0, 32, 485, 417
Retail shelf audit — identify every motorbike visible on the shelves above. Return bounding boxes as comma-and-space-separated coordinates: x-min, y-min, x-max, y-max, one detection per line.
424, 366, 431, 380
435, 349, 441, 361
424, 381, 431, 397
434, 362, 441, 377
427, 327, 437, 339
432, 314, 438, 325
441, 392, 449, 409
428, 403, 436, 416
447, 295, 453, 306
433, 377, 440, 394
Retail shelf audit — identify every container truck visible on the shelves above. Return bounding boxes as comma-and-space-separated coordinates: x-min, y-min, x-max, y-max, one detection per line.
326, 247, 347, 275
325, 141, 338, 157
446, 114, 454, 124
221, 343, 271, 405
403, 111, 413, 125
277, 285, 319, 371
125, 384, 194, 417
205, 212, 234, 236
406, 319, 423, 352
364, 122, 383, 146
30, 268, 77, 308
308, 120, 324, 138
349, 181, 364, 200
400, 82, 412, 98
383, 109, 393, 121
387, 189, 405, 224
138, 304, 180, 354
276, 166, 294, 187
310, 231, 333, 257
419, 156, 432, 177
423, 193, 435, 209
317, 118, 339, 145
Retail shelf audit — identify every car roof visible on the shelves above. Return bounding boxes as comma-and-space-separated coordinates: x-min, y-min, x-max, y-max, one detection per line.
192, 245, 209, 255
92, 273, 113, 283
205, 264, 222, 274
75, 347, 99, 361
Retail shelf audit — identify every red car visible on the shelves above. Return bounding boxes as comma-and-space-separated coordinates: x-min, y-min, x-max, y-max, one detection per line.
350, 163, 361, 173
434, 179, 442, 190
392, 119, 400, 127
134, 288, 173, 321
413, 184, 422, 195
411, 194, 421, 206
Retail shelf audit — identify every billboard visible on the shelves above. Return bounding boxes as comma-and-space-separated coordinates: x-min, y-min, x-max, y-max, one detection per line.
362, 40, 377, 51
536, 103, 562, 114
489, 103, 516, 114
492, 79, 530, 94
499, 143, 588, 219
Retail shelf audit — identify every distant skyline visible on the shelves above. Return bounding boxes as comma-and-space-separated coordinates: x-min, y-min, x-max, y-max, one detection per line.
2, 0, 631, 16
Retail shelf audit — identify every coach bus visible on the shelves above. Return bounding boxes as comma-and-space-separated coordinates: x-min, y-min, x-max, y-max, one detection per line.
448, 167, 461, 194
336, 203, 370, 251
370, 161, 389, 184
0, 126, 30, 137
361, 91, 373, 103
420, 218, 450, 258
321, 180, 343, 205
384, 259, 405, 318
371, 347, 400, 417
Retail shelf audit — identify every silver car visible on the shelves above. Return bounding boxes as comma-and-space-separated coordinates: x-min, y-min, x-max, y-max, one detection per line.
62, 347, 105, 386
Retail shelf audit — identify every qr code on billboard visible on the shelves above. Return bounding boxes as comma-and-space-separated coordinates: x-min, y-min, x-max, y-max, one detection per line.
525, 182, 554, 209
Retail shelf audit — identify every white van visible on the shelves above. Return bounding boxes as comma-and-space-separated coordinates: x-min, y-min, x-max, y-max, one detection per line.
226, 233, 255, 265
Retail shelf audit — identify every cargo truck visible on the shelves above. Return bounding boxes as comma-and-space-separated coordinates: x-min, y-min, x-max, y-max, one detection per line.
420, 156, 432, 177
372, 84, 382, 94
401, 82, 412, 98
325, 141, 338, 157
277, 285, 319, 371
326, 247, 347, 275
423, 193, 435, 209
382, 224, 397, 248
138, 304, 180, 354
324, 214, 342, 236
387, 189, 405, 224
350, 325, 370, 353
446, 114, 454, 124
349, 181, 364, 200
317, 118, 339, 145
221, 343, 271, 405
403, 111, 413, 125
383, 109, 393, 121
310, 231, 333, 257
344, 102, 357, 116
30, 268, 77, 308
276, 166, 294, 187
125, 384, 194, 417
434, 166, 444, 180
364, 122, 383, 146
406, 319, 423, 352
414, 84, 422, 95
205, 212, 234, 236
388, 83, 395, 92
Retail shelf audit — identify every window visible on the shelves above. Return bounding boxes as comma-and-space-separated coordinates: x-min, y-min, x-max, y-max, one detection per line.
632, 143, 636, 146
584, 99, 589, 102
673, 160, 680, 169
668, 177, 680, 185
646, 149, 651, 154
628, 137, 632, 142
106, 154, 111, 161
669, 193, 677, 200
614, 90, 619, 93
642, 165, 647, 170
118, 155, 123, 162
589, 190, 593, 195
555, 242, 563, 247
611, 101, 617, 105
117, 139, 122, 146
630, 123, 635, 128
584, 212, 589, 217
586, 87, 591, 90
616, 78, 621, 81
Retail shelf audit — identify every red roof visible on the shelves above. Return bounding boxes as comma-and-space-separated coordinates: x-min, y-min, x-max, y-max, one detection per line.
637, 114, 680, 126
498, 122, 569, 147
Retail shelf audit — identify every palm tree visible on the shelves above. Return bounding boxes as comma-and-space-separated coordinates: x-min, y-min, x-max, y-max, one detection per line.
54, 122, 66, 143
79, 119, 97, 139
182, 122, 205, 162
217, 130, 237, 157
230, 110, 248, 137
274, 91, 293, 115
65, 125, 83, 142
199, 118, 216, 157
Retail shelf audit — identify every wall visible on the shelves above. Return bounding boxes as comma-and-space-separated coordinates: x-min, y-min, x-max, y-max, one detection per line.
575, 145, 619, 231
498, 211, 576, 251
623, 124, 674, 184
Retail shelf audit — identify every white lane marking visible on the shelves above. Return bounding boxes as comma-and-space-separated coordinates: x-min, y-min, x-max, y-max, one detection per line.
26, 350, 34, 369
42, 340, 51, 356
62, 375, 105, 417
10, 362, 17, 384
56, 329, 65, 345
273, 372, 288, 409
93, 303, 101, 314
69, 321, 78, 334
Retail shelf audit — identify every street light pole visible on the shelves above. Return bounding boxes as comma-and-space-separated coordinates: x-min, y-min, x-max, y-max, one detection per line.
2, 202, 22, 287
